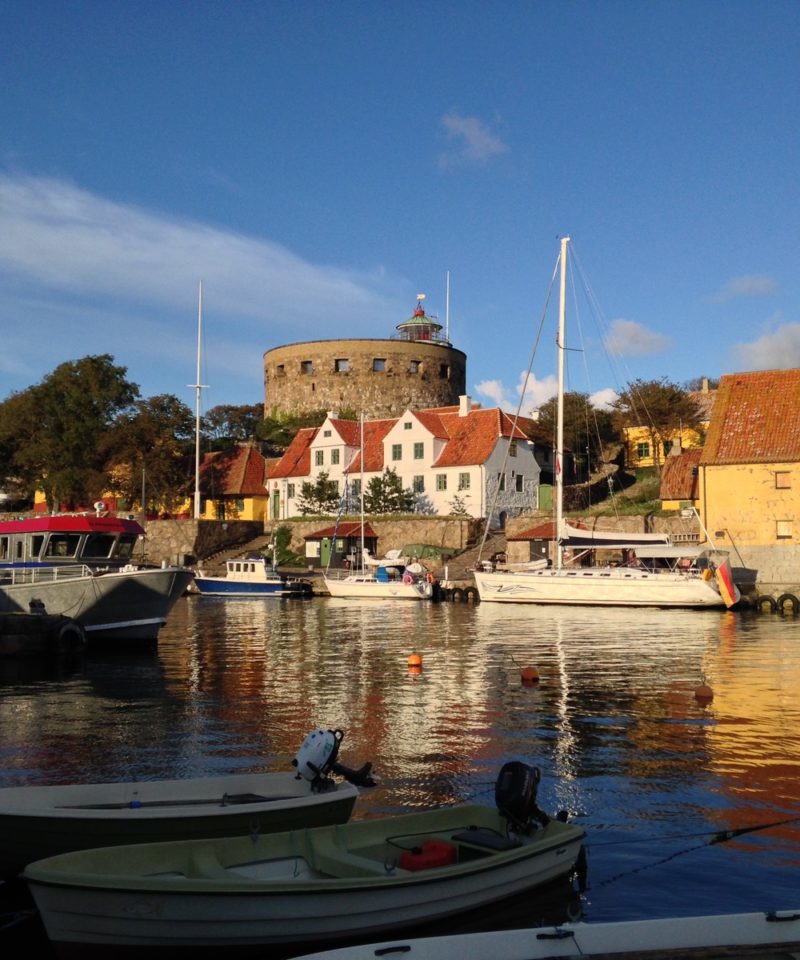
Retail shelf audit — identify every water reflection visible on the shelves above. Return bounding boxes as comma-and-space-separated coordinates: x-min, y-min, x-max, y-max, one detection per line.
0, 597, 798, 924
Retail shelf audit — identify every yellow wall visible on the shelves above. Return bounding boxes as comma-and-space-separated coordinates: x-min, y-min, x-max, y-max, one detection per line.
624, 425, 704, 469
699, 461, 800, 547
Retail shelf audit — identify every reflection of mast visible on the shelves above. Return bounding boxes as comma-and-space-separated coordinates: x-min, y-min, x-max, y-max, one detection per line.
552, 616, 580, 814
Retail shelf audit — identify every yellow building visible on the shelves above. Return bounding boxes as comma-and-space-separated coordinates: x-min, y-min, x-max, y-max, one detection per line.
624, 381, 715, 471
698, 368, 800, 596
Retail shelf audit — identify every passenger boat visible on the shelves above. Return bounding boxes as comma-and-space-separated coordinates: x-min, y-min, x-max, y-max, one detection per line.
474, 238, 739, 611
193, 555, 313, 598
2, 728, 368, 880
24, 763, 584, 954
0, 514, 193, 642
297, 908, 800, 960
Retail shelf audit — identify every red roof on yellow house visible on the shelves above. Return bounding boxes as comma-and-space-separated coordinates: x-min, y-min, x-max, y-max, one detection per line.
700, 368, 800, 465
199, 444, 269, 496
660, 448, 701, 500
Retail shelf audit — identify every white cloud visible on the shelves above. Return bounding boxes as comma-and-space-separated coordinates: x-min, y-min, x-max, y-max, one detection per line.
0, 173, 407, 402
603, 318, 671, 357
730, 322, 800, 371
710, 274, 777, 303
439, 113, 508, 168
474, 378, 509, 407
474, 370, 557, 415
589, 387, 618, 410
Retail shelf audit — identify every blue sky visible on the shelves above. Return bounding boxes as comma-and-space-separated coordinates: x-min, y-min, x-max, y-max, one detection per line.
2, 0, 799, 416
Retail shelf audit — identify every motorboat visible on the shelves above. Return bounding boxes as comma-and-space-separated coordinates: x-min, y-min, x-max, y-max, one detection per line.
0, 514, 193, 642
25, 762, 584, 953
1, 728, 370, 879
193, 555, 312, 598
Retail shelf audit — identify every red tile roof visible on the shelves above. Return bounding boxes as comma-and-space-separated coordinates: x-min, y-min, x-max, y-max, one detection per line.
659, 448, 701, 500
345, 420, 396, 474
700, 369, 800, 465
270, 427, 317, 479
199, 445, 269, 497
304, 521, 377, 540
433, 409, 528, 467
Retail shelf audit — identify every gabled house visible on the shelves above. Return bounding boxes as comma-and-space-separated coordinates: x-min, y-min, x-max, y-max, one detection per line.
624, 379, 716, 471
698, 368, 800, 588
268, 396, 541, 526
197, 443, 271, 521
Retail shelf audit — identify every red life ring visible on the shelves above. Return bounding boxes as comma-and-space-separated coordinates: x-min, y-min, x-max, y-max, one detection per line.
402, 572, 414, 585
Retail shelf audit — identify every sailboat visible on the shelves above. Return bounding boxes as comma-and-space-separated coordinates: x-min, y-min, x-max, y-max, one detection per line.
322, 416, 432, 601
473, 237, 739, 609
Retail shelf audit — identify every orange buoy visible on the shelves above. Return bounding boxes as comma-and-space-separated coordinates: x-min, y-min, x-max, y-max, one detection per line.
407, 653, 422, 668
521, 666, 540, 686
694, 682, 714, 702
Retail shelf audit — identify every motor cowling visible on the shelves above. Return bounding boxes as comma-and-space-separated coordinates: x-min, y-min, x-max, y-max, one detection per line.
292, 728, 343, 784
495, 761, 549, 830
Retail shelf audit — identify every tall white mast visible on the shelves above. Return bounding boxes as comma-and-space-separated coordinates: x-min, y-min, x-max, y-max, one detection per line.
555, 236, 570, 569
445, 270, 451, 342
359, 412, 365, 568
190, 281, 209, 520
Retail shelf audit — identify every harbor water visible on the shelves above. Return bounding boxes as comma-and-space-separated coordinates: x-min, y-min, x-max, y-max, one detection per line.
1, 596, 799, 945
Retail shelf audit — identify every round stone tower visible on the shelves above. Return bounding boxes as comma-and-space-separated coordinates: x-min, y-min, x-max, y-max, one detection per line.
263, 297, 467, 419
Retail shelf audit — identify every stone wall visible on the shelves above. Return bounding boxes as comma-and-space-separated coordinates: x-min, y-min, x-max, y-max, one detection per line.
141, 519, 264, 566
263, 338, 467, 419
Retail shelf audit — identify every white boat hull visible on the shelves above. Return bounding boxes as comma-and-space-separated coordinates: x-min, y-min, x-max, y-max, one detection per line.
473, 567, 731, 608
297, 909, 800, 960
0, 565, 194, 641
324, 575, 432, 601
0, 772, 358, 879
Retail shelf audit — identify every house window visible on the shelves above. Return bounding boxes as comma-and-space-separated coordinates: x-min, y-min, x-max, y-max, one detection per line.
373, 358, 386, 372
331, 448, 340, 465
776, 472, 791, 489
436, 474, 447, 491
413, 475, 425, 493
404, 421, 412, 430
276, 364, 285, 376
287, 483, 295, 499
409, 360, 421, 374
776, 520, 792, 539
516, 474, 524, 492
498, 473, 506, 491
663, 439, 674, 457
413, 442, 424, 459
235, 499, 245, 512
509, 440, 517, 457
458, 473, 470, 490
335, 358, 349, 373
323, 429, 331, 437
315, 450, 324, 466
391, 444, 402, 461
301, 360, 314, 375
439, 363, 449, 379
636, 442, 650, 460
350, 479, 361, 497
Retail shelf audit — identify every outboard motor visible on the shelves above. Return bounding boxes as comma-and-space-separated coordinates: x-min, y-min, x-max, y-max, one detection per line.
495, 761, 551, 831
292, 729, 376, 791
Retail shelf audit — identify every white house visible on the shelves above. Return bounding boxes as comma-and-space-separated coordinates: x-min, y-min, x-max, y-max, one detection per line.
268, 397, 541, 526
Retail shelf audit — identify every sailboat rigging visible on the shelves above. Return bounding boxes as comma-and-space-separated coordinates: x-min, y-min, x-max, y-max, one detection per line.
473, 237, 739, 609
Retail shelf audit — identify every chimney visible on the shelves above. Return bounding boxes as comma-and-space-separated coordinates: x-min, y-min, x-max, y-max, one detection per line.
458, 395, 471, 417
701, 377, 709, 393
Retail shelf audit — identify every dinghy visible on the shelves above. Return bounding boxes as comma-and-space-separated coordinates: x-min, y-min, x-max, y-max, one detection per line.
25, 762, 584, 954
296, 908, 800, 960
2, 728, 370, 879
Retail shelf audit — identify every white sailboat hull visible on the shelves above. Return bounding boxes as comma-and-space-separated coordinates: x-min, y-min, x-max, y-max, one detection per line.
473, 567, 730, 608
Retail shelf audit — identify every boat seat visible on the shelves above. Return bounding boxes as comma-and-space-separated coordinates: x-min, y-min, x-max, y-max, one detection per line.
185, 845, 231, 879
309, 837, 404, 879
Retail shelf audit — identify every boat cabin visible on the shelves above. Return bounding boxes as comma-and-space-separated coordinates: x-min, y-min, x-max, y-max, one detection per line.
0, 516, 142, 567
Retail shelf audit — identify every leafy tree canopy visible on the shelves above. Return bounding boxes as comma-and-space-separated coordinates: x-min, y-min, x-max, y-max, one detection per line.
257, 410, 329, 453
536, 391, 617, 475
296, 471, 340, 515
363, 467, 414, 514
203, 404, 264, 446
0, 355, 139, 510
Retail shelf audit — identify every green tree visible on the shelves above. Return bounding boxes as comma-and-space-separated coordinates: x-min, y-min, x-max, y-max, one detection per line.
0, 355, 139, 510
102, 394, 194, 513
296, 471, 340, 515
536, 391, 617, 478
203, 404, 264, 446
363, 467, 414, 514
612, 378, 703, 474
257, 410, 328, 454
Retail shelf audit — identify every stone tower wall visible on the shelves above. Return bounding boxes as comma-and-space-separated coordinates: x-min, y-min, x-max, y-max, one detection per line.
264, 338, 467, 419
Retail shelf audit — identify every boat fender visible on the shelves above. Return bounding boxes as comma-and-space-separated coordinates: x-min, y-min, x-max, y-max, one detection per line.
777, 593, 800, 615
451, 587, 464, 602
402, 573, 414, 585
55, 619, 87, 652
756, 595, 778, 613
463, 586, 478, 603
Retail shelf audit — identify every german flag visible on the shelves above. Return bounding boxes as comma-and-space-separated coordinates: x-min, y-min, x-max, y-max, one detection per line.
715, 559, 738, 608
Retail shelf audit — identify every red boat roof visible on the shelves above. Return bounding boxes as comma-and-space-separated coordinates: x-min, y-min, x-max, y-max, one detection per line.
0, 515, 144, 535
